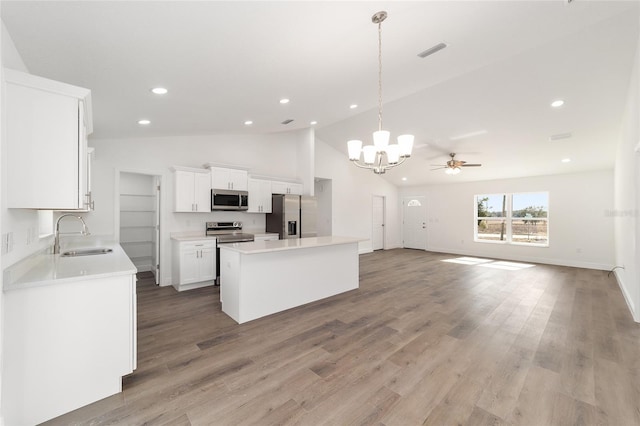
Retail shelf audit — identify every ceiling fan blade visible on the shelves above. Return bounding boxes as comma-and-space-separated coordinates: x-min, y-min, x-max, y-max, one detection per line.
461, 163, 482, 167
430, 167, 446, 171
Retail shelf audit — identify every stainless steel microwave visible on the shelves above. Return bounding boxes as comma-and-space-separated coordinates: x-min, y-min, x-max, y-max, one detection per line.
211, 189, 248, 211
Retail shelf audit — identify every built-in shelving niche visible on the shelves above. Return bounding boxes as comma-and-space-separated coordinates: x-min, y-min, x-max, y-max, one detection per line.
119, 172, 159, 279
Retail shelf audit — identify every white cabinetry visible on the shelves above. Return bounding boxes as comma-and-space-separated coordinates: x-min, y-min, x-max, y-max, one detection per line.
3, 273, 136, 425
172, 166, 211, 212
247, 178, 272, 213
4, 69, 93, 210
210, 167, 248, 191
171, 239, 216, 291
271, 181, 303, 195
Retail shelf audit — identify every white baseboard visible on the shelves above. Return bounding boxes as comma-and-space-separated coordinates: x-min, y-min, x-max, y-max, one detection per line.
614, 269, 639, 323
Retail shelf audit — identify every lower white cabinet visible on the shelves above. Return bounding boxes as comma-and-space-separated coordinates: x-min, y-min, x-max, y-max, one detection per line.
172, 239, 216, 291
3, 273, 137, 426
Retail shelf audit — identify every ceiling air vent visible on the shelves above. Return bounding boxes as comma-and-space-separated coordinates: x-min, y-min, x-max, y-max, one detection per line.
549, 132, 572, 141
417, 42, 447, 59
281, 119, 294, 125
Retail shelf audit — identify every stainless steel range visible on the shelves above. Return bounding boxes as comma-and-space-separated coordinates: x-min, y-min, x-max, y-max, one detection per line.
206, 221, 254, 243
206, 221, 254, 284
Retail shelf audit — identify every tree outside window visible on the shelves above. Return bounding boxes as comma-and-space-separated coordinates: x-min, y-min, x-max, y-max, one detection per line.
474, 192, 548, 246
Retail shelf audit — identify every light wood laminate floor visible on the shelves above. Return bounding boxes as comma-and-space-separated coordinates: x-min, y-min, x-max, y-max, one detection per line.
45, 249, 640, 425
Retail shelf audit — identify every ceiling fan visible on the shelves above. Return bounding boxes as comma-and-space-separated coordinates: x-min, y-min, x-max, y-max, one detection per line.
431, 153, 482, 175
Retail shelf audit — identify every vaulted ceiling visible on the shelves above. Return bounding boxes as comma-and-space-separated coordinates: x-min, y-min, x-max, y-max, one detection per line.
2, 1, 638, 186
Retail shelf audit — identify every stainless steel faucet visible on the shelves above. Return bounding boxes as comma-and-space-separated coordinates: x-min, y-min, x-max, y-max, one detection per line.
53, 214, 90, 254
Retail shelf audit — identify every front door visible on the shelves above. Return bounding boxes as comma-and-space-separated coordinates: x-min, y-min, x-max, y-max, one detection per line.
402, 196, 427, 250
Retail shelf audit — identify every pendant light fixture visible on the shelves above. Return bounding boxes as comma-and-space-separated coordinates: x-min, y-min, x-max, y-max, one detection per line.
347, 11, 414, 174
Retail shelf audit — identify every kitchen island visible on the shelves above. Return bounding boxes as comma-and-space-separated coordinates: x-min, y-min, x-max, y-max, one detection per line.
219, 236, 361, 324
2, 239, 137, 425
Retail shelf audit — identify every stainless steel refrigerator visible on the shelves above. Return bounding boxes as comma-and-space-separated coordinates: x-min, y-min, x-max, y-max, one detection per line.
266, 194, 317, 239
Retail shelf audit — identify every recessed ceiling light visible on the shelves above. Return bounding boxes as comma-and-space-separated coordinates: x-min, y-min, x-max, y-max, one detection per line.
279, 98, 290, 104
350, 104, 358, 109
402, 177, 407, 181
244, 120, 253, 126
561, 158, 571, 163
310, 121, 318, 125
137, 119, 151, 125
151, 87, 168, 95
551, 100, 564, 108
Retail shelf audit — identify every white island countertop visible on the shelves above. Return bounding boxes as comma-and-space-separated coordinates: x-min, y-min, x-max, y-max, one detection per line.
218, 236, 363, 255
3, 238, 136, 292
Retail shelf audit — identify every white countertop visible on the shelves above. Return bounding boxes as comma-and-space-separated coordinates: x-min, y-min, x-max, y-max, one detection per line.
3, 238, 137, 292
170, 232, 218, 242
218, 236, 362, 255
170, 231, 278, 242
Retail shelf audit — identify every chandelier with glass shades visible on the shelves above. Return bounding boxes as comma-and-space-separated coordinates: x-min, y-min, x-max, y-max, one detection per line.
347, 11, 414, 175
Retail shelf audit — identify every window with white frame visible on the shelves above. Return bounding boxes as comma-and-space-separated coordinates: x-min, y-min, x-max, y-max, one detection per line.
475, 192, 549, 246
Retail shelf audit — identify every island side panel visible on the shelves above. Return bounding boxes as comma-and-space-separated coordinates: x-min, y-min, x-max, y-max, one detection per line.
220, 248, 242, 322
220, 242, 359, 324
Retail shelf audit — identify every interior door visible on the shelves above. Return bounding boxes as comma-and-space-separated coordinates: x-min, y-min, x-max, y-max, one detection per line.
403, 196, 427, 250
154, 177, 161, 285
372, 195, 385, 250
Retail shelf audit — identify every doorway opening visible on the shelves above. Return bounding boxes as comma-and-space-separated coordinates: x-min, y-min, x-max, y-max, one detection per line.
118, 171, 161, 285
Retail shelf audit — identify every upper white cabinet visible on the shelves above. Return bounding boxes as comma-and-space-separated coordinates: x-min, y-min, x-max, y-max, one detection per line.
171, 166, 211, 212
247, 178, 272, 213
209, 167, 248, 191
271, 181, 303, 195
4, 69, 93, 210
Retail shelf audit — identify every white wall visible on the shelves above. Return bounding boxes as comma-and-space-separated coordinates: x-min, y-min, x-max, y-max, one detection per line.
0, 19, 31, 426
400, 170, 615, 270
88, 130, 306, 286
0, 22, 52, 270
613, 31, 640, 323
297, 128, 315, 196
314, 178, 332, 237
315, 138, 400, 253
